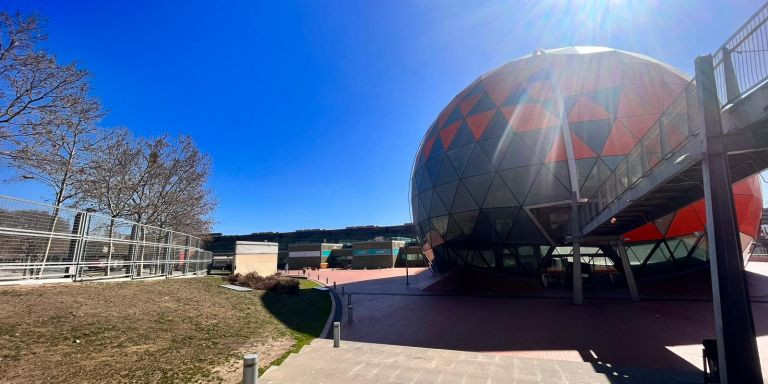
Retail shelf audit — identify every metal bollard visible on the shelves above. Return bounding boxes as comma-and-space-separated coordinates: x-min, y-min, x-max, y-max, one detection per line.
326, 277, 328, 284
347, 293, 354, 323
333, 281, 337, 290
243, 354, 258, 384
333, 321, 341, 347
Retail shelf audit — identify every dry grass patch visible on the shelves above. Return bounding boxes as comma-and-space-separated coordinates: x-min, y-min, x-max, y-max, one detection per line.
0, 276, 330, 383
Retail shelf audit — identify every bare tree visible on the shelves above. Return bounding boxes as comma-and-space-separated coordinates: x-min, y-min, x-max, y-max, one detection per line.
131, 135, 216, 234
80, 133, 216, 234
78, 129, 145, 218
10, 91, 103, 206
0, 12, 92, 149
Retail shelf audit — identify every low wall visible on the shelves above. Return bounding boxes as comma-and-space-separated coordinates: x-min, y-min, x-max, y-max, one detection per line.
234, 241, 278, 276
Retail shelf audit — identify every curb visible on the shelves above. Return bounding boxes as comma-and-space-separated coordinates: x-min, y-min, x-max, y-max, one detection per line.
306, 277, 343, 339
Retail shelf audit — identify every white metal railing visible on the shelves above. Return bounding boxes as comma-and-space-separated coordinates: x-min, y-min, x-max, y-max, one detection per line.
0, 195, 212, 282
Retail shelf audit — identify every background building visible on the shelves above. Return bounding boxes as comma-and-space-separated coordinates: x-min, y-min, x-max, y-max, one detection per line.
286, 243, 343, 269
352, 239, 406, 269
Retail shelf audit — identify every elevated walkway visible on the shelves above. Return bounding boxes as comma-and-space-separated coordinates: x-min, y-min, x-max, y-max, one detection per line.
577, 4, 768, 238
579, 81, 768, 237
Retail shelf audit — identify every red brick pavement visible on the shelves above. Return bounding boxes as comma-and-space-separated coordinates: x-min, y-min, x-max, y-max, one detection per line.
286, 264, 768, 378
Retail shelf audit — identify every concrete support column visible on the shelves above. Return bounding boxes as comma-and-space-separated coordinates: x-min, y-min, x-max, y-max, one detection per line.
696, 54, 762, 384
615, 241, 639, 302
572, 241, 583, 305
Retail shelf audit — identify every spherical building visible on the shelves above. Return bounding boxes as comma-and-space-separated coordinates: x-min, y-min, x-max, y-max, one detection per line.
410, 46, 763, 276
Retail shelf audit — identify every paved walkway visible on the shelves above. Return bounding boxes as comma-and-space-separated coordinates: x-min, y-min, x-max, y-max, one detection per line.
279, 264, 768, 382
260, 339, 700, 383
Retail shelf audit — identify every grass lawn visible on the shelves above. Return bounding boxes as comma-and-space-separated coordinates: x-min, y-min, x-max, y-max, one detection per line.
0, 276, 330, 383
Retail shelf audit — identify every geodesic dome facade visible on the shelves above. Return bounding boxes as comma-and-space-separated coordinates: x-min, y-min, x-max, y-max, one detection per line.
410, 46, 762, 274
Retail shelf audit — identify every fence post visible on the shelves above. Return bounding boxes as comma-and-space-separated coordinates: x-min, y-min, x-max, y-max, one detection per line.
164, 231, 173, 277
71, 212, 89, 282
129, 224, 140, 279
184, 236, 191, 275
242, 354, 258, 384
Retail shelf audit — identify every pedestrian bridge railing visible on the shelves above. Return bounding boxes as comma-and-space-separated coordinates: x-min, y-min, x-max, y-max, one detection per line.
0, 195, 212, 282
578, 1, 768, 232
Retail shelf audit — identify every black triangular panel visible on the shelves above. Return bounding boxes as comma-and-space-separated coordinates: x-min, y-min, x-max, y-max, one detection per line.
481, 110, 511, 140
586, 85, 622, 118
444, 216, 464, 241
451, 182, 478, 213
448, 121, 477, 151
526, 164, 572, 205
570, 119, 613, 155
601, 155, 625, 171
428, 136, 445, 159
463, 146, 495, 177
415, 195, 428, 221
575, 157, 598, 188
435, 181, 459, 212
429, 190, 448, 217
467, 93, 497, 116
431, 215, 449, 237
563, 94, 580, 116
462, 173, 494, 207
483, 207, 521, 241
498, 134, 538, 170
446, 144, 475, 176
464, 80, 486, 99
442, 105, 464, 128
435, 158, 459, 185
507, 212, 547, 243
418, 167, 433, 192
419, 191, 432, 216
580, 159, 611, 198
483, 174, 519, 208
517, 126, 559, 163
499, 165, 541, 204
479, 136, 507, 167
426, 156, 442, 183
453, 210, 479, 235
472, 210, 500, 243
543, 161, 571, 190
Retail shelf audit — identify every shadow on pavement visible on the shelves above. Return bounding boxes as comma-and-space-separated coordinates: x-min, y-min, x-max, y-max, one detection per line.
313, 266, 768, 383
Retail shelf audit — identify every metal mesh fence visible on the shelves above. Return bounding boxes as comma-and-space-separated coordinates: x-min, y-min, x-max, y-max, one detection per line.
0, 195, 212, 282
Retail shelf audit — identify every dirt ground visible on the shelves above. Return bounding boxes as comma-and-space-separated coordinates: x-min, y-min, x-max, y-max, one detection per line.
0, 276, 330, 383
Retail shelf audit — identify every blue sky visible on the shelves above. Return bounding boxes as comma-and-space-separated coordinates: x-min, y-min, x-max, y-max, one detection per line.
1, 0, 766, 234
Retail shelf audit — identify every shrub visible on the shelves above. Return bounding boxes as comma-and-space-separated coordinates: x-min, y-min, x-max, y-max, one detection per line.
225, 272, 300, 294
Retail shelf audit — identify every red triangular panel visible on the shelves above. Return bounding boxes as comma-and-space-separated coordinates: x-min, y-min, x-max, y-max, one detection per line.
526, 81, 554, 101
545, 131, 568, 162
569, 95, 611, 123
692, 200, 708, 226
421, 137, 436, 160
439, 121, 461, 150
617, 85, 660, 117
602, 120, 639, 156
466, 110, 496, 140
666, 205, 705, 238
617, 115, 659, 139
570, 132, 597, 159
736, 195, 762, 238
501, 103, 560, 132
623, 222, 663, 242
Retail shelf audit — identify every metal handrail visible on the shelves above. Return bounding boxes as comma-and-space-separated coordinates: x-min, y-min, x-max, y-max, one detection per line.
579, 1, 768, 230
